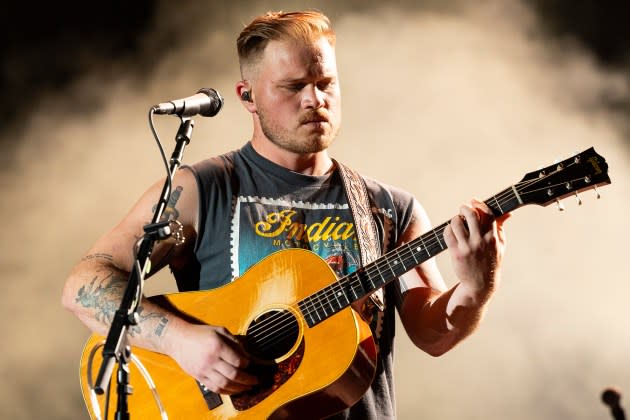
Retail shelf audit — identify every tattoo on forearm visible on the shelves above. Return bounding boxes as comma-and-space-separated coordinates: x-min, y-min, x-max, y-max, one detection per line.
75, 268, 126, 325
155, 317, 169, 336
76, 269, 170, 340
81, 253, 114, 262
128, 305, 170, 338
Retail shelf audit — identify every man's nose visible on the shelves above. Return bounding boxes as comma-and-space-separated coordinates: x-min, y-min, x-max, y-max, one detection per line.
301, 85, 325, 109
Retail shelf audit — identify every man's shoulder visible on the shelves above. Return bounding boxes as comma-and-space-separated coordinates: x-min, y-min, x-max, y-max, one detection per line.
190, 147, 240, 172
358, 172, 414, 205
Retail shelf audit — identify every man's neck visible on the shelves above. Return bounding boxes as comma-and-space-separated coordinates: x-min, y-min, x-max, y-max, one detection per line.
250, 138, 334, 176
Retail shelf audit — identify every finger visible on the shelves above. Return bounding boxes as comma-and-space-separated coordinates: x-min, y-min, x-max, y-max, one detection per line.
443, 223, 457, 248
213, 328, 251, 368
471, 199, 495, 230
471, 198, 492, 215
449, 214, 469, 243
202, 368, 254, 394
459, 205, 481, 238
495, 213, 510, 244
214, 358, 259, 386
214, 326, 241, 345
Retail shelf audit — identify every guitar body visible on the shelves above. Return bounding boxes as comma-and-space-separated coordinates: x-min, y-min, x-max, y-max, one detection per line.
80, 249, 378, 419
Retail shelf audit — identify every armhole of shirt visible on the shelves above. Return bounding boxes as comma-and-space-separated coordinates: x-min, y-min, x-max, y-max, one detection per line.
181, 164, 205, 255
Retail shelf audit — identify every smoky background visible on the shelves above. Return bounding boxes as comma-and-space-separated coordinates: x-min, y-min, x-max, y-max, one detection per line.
1, 1, 629, 419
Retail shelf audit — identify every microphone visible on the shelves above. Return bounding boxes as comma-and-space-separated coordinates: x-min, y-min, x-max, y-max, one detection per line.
602, 387, 626, 420
152, 88, 224, 117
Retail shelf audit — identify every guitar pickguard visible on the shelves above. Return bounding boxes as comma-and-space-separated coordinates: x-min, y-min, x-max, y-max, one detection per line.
231, 339, 305, 411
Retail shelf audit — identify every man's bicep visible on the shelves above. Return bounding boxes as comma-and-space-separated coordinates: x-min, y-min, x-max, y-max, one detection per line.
86, 169, 200, 273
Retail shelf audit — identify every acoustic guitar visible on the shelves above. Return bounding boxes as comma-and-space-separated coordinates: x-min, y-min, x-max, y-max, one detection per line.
79, 147, 611, 419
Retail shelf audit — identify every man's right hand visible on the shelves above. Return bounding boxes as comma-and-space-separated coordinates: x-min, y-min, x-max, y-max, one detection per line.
166, 322, 259, 394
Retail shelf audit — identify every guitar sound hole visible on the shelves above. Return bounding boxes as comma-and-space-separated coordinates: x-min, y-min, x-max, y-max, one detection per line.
245, 309, 299, 361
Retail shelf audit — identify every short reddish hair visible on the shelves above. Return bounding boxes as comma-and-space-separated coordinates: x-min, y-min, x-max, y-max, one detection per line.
237, 10, 336, 73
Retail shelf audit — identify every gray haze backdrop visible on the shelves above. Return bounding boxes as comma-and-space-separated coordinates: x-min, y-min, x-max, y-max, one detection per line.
1, 1, 629, 419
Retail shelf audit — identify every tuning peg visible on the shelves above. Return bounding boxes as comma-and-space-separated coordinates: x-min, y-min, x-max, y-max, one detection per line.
574, 191, 582, 205
555, 199, 565, 211
594, 185, 601, 199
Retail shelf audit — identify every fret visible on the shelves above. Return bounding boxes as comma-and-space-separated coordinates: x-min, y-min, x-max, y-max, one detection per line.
511, 185, 523, 205
492, 195, 504, 214
337, 286, 351, 306
298, 298, 317, 327
355, 269, 370, 295
378, 261, 389, 284
394, 247, 409, 274
331, 282, 346, 309
486, 187, 520, 216
366, 271, 377, 290
384, 254, 397, 278
321, 285, 335, 314
410, 242, 420, 265
362, 268, 378, 294
419, 234, 431, 257
327, 283, 344, 311
313, 299, 323, 321
316, 293, 329, 318
432, 225, 445, 250
347, 273, 361, 300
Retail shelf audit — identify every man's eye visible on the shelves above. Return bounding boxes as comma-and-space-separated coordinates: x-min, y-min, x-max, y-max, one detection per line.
288, 84, 305, 91
318, 80, 335, 91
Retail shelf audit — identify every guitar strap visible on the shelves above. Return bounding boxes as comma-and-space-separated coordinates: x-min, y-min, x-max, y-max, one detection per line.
335, 160, 385, 315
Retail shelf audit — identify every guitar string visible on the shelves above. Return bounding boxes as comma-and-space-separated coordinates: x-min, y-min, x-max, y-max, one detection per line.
246, 173, 579, 347
246, 168, 588, 348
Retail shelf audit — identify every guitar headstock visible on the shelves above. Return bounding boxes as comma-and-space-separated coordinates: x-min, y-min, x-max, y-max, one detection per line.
517, 147, 611, 207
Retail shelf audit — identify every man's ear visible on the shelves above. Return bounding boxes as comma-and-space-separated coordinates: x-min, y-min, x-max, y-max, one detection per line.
236, 81, 256, 113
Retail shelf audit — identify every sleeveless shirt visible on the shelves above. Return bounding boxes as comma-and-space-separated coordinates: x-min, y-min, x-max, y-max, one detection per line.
186, 142, 415, 419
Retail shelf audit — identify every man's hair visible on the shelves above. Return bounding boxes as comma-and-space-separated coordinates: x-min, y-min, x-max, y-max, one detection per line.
237, 10, 336, 74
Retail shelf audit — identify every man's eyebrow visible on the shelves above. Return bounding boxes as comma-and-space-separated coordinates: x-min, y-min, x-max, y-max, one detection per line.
277, 77, 307, 83
278, 75, 335, 83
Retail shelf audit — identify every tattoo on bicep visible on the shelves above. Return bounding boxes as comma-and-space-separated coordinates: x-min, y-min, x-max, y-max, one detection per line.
153, 185, 184, 221
75, 268, 126, 325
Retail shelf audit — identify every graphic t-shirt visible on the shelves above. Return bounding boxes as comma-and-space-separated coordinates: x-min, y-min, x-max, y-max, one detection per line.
187, 142, 415, 419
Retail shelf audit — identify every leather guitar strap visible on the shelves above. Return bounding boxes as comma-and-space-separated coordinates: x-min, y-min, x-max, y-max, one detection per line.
335, 160, 385, 314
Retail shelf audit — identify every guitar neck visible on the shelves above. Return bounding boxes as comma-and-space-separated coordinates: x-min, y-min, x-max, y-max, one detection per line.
298, 185, 522, 327
299, 146, 611, 327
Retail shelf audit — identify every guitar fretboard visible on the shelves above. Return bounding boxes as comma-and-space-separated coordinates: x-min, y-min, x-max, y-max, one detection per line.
297, 186, 522, 327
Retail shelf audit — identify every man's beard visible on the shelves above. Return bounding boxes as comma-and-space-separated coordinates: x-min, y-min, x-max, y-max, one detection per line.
258, 109, 339, 154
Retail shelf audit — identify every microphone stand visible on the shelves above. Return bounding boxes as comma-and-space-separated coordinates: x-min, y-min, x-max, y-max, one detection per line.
93, 117, 195, 419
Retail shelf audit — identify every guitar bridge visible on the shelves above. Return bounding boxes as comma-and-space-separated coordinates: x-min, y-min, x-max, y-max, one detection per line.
196, 380, 223, 410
